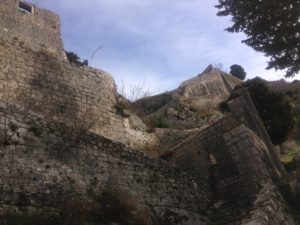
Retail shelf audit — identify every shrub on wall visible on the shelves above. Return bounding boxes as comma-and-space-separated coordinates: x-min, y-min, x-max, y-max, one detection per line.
65, 51, 88, 67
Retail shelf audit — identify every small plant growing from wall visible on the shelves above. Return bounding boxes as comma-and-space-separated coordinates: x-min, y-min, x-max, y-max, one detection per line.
113, 103, 128, 117
28, 121, 43, 137
52, 106, 98, 146
65, 51, 88, 66
0, 81, 42, 145
67, 108, 96, 143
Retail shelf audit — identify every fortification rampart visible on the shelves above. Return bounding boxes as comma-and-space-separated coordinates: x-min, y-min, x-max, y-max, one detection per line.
167, 90, 293, 224
169, 116, 272, 198
0, 32, 135, 144
227, 87, 285, 175
0, 108, 210, 224
0, 1, 296, 224
0, 33, 196, 154
0, 0, 65, 58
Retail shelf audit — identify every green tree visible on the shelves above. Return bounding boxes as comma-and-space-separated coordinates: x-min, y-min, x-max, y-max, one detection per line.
242, 77, 294, 144
65, 51, 88, 66
216, 0, 300, 77
230, 64, 246, 80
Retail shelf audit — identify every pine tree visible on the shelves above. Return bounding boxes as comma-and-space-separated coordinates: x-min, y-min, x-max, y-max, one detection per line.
230, 64, 246, 80
216, 0, 300, 77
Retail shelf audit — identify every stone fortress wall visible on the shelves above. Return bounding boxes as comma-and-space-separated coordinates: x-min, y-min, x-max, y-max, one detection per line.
0, 0, 149, 148
0, 1, 296, 224
0, 0, 194, 155
0, 2, 211, 222
0, 26, 194, 155
0, 34, 132, 144
168, 89, 293, 225
0, 0, 65, 58
0, 108, 210, 224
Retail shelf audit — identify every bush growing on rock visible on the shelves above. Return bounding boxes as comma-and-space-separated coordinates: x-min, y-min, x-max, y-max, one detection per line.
229, 64, 247, 80
243, 77, 294, 145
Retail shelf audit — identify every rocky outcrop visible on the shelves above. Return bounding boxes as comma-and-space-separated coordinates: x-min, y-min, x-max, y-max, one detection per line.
167, 89, 293, 225
132, 65, 241, 132
177, 64, 241, 99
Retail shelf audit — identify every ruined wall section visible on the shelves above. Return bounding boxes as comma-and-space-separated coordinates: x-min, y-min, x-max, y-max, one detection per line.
0, 109, 210, 225
0, 0, 65, 58
227, 87, 285, 177
169, 116, 273, 199
0, 19, 202, 154
168, 115, 294, 224
0, 34, 131, 145
241, 183, 294, 225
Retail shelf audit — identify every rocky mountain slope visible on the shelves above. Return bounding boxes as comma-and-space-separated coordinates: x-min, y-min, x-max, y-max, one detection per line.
131, 65, 242, 130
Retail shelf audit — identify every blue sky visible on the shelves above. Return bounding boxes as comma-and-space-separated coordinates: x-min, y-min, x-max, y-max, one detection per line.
27, 0, 300, 94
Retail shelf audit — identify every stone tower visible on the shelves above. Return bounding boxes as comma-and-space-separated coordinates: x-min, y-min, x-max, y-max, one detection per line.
0, 0, 65, 58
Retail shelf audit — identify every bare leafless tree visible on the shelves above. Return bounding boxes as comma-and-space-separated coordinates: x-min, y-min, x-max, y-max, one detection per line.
117, 81, 153, 102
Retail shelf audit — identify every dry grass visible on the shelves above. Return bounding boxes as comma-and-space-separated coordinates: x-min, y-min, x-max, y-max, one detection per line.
280, 147, 300, 164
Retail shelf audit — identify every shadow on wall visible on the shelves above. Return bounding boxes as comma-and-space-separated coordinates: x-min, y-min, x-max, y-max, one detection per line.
31, 50, 79, 119
29, 50, 97, 143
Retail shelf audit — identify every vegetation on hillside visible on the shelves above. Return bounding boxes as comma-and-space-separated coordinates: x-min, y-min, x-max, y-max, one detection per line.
229, 64, 246, 80
285, 86, 300, 132
268, 80, 300, 139
243, 77, 294, 145
280, 147, 300, 164
278, 146, 300, 225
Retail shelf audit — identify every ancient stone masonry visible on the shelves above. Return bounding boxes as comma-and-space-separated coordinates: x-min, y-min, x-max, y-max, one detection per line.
0, 0, 65, 58
0, 17, 132, 145
168, 90, 294, 225
0, 1, 296, 224
0, 109, 210, 224
227, 87, 285, 175
0, 0, 191, 154
169, 116, 272, 199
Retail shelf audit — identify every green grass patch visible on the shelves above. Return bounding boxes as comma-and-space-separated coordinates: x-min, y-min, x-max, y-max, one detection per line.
280, 147, 300, 164
28, 121, 43, 137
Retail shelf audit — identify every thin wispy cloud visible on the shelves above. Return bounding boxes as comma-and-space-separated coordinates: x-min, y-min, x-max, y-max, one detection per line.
27, 0, 300, 95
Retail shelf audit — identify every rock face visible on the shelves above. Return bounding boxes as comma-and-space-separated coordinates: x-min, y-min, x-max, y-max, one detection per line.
177, 64, 241, 99
0, 1, 296, 225
132, 64, 241, 131
167, 89, 293, 225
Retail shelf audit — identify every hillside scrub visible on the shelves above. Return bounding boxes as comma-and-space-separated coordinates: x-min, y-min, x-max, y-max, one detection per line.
229, 64, 246, 80
243, 77, 294, 145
